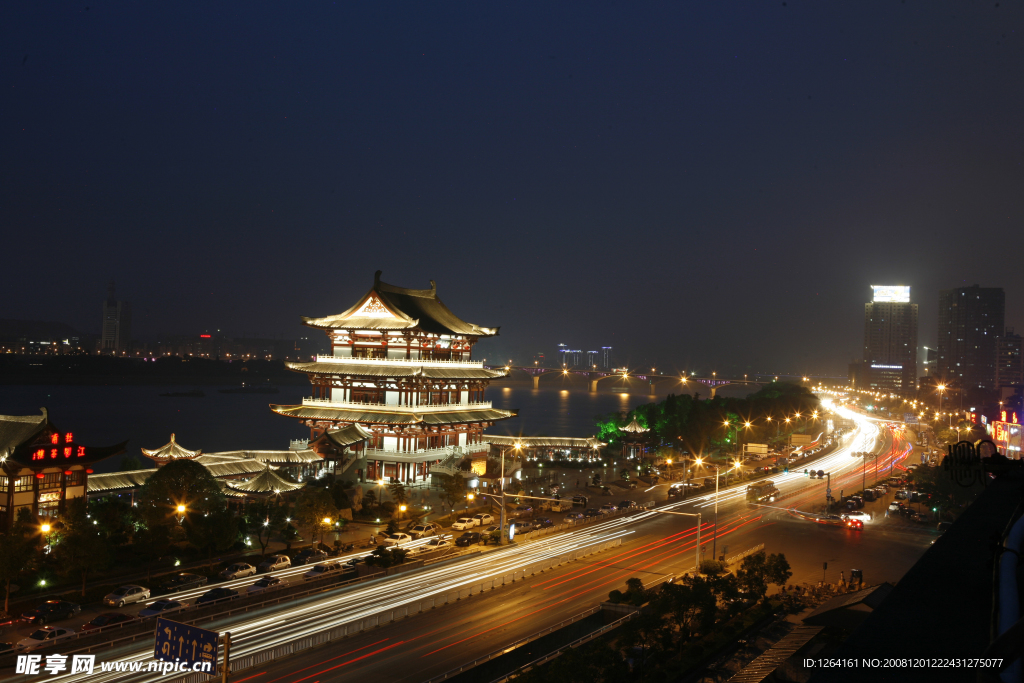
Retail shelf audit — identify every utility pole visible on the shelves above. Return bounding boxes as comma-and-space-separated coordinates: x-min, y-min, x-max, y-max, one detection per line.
221, 631, 231, 683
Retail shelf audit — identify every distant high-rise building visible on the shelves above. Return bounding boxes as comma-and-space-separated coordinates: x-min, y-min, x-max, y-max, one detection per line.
863, 285, 917, 394
937, 285, 1005, 394
557, 343, 568, 366
602, 346, 612, 369
586, 350, 598, 367
921, 346, 937, 376
995, 329, 1023, 388
100, 282, 132, 353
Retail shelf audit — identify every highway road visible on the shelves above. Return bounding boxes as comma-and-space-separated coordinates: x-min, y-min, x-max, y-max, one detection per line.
17, 401, 933, 683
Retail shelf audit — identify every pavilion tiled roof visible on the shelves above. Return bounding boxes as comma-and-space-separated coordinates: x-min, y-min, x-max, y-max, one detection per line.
141, 434, 201, 461
486, 435, 606, 449
87, 468, 157, 493
225, 466, 305, 494
211, 449, 324, 465
620, 418, 650, 433
322, 423, 374, 448
300, 271, 499, 337
270, 404, 516, 426
284, 361, 506, 380
0, 409, 48, 459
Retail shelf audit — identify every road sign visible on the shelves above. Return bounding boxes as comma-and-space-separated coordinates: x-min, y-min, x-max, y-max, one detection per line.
154, 618, 218, 671
827, 488, 831, 495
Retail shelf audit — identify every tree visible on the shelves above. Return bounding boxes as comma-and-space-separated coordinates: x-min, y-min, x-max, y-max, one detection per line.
438, 473, 466, 511
765, 553, 792, 592
329, 481, 353, 510
293, 488, 339, 546
245, 500, 289, 556
619, 468, 630, 481
186, 509, 239, 568
737, 551, 770, 601
132, 525, 171, 581
54, 527, 111, 597
618, 612, 664, 681
387, 482, 407, 507
136, 459, 224, 528
364, 545, 408, 569
118, 455, 143, 472
0, 533, 34, 612
657, 576, 719, 648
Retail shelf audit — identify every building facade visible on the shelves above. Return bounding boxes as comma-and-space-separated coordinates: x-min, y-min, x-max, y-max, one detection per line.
937, 285, 1005, 395
101, 282, 132, 353
271, 272, 516, 484
863, 286, 918, 394
995, 330, 1023, 389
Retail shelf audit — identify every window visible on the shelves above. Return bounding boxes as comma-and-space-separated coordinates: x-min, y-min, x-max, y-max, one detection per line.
352, 346, 386, 359
14, 476, 33, 493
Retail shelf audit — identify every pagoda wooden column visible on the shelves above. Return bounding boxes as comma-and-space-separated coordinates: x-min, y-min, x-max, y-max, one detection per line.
32, 472, 40, 516
58, 471, 68, 515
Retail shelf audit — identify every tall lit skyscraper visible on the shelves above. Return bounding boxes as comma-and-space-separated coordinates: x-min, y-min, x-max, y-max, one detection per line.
863, 285, 917, 393
100, 282, 132, 353
602, 346, 612, 369
995, 330, 1023, 389
937, 285, 1005, 394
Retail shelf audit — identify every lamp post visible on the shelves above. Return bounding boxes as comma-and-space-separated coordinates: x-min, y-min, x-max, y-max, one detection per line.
175, 504, 186, 525
652, 510, 701, 574
498, 443, 522, 545
41, 523, 52, 552
695, 458, 740, 562
321, 517, 331, 546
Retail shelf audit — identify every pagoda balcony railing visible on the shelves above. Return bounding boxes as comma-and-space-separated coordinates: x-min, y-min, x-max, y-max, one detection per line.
302, 397, 493, 412
315, 355, 486, 368
365, 442, 492, 460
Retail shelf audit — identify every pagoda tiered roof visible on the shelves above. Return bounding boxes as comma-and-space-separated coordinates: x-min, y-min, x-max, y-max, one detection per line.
270, 404, 517, 426
285, 360, 506, 380
224, 465, 305, 495
620, 418, 650, 433
486, 435, 606, 449
301, 271, 499, 337
319, 423, 374, 448
141, 433, 201, 462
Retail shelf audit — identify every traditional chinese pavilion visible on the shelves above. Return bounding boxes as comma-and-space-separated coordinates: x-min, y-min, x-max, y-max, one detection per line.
0, 409, 126, 529
271, 272, 516, 483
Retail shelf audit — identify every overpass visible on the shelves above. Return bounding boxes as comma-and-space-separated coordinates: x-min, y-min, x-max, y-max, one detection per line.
490, 365, 767, 397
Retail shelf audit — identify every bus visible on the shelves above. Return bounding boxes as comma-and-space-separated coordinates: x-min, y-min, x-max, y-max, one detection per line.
746, 481, 779, 504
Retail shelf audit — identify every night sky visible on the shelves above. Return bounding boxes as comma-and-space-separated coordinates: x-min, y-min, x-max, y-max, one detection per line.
4, 2, 1022, 376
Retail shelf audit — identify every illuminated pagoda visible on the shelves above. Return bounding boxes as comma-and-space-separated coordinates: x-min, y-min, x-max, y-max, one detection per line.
0, 408, 127, 529
141, 433, 201, 465
619, 417, 650, 459
271, 271, 516, 484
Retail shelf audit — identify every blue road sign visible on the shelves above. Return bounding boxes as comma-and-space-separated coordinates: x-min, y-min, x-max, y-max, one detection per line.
154, 618, 219, 671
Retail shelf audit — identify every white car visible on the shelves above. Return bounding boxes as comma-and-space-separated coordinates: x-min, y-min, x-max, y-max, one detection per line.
303, 563, 343, 580
411, 538, 451, 555
451, 517, 478, 531
247, 576, 284, 594
219, 563, 257, 580
103, 585, 150, 608
16, 627, 77, 652
382, 532, 413, 547
257, 555, 291, 572
888, 502, 901, 512
138, 600, 188, 619
842, 511, 869, 521
472, 513, 494, 526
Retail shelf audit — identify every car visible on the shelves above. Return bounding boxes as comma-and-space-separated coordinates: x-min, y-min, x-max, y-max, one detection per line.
618, 500, 638, 510
888, 502, 901, 512
138, 600, 189, 619
219, 563, 257, 580
16, 627, 77, 652
849, 496, 864, 508
937, 522, 952, 532
382, 532, 414, 547
623, 481, 638, 489
899, 506, 916, 518
895, 490, 908, 500
583, 507, 602, 518
564, 512, 585, 523
455, 532, 482, 547
472, 513, 494, 526
304, 562, 343, 580
599, 485, 613, 496
600, 503, 618, 514
667, 484, 686, 498
257, 555, 291, 572
158, 572, 208, 594
507, 505, 533, 518
195, 587, 239, 605
21, 600, 81, 625
534, 517, 554, 529
451, 517, 478, 531
409, 523, 440, 539
247, 576, 285, 594
845, 519, 864, 530
292, 548, 328, 565
571, 495, 589, 506
103, 585, 151, 608
842, 510, 868, 520
81, 612, 133, 632
411, 538, 452, 555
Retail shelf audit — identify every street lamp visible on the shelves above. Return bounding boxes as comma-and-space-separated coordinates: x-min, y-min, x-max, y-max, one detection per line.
694, 458, 740, 562
175, 504, 186, 525
41, 523, 52, 551
321, 517, 332, 546
498, 442, 522, 545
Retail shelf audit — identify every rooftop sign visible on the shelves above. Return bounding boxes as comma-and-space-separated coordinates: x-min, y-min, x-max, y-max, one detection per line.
871, 285, 910, 303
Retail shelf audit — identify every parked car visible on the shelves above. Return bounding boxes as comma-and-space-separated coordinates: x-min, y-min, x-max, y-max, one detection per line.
600, 503, 618, 514
534, 517, 554, 529
411, 538, 452, 555
564, 512, 585, 523
849, 496, 864, 508
508, 505, 533, 518
103, 585, 150, 609
139, 600, 189, 619
409, 523, 440, 539
16, 627, 76, 652
571, 495, 589, 507
618, 500, 637, 509
22, 600, 81, 625
887, 502, 901, 513
81, 612, 133, 632
304, 562, 343, 580
257, 555, 291, 572
937, 522, 952, 532
292, 548, 328, 565
248, 576, 285, 595
195, 587, 239, 605
455, 532, 482, 547
472, 513, 495, 526
343, 556, 368, 569
845, 518, 864, 530
899, 506, 916, 518
451, 517, 478, 531
382, 532, 414, 547
158, 572, 208, 594
583, 508, 602, 518
599, 485, 613, 496
219, 563, 257, 580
